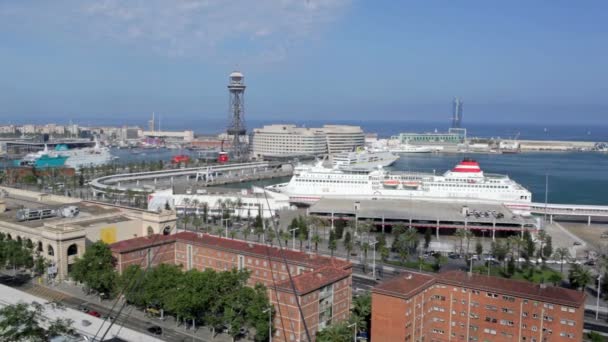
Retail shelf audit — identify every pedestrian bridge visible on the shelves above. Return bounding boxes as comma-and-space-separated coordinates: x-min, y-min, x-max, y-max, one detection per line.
530, 202, 608, 225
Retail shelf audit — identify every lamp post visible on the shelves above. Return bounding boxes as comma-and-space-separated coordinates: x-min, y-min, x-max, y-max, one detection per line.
354, 201, 360, 238
263, 307, 272, 342
347, 322, 357, 342
290, 228, 299, 250
221, 218, 230, 238
597, 274, 602, 320
370, 240, 378, 279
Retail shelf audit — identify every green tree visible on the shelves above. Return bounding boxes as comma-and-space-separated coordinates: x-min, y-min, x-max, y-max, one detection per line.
553, 247, 570, 274
70, 241, 116, 297
507, 257, 515, 276
542, 235, 553, 261
568, 264, 592, 291
475, 239, 483, 257
424, 227, 432, 250
547, 272, 562, 286
0, 301, 76, 342
327, 231, 337, 257
312, 234, 321, 253
351, 292, 371, 332
316, 321, 352, 342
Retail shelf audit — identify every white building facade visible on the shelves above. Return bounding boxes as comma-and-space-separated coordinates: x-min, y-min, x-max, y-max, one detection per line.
251, 124, 365, 160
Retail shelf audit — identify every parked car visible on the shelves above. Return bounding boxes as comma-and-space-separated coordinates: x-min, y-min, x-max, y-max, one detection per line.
87, 311, 101, 318
147, 325, 163, 335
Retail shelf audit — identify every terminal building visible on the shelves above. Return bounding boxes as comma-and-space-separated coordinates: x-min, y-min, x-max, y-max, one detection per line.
0, 187, 176, 280
251, 124, 365, 160
372, 271, 585, 342
392, 127, 467, 145
110, 231, 353, 342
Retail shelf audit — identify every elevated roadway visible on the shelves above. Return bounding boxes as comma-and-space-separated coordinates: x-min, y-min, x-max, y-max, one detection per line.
530, 202, 608, 225
91, 161, 288, 194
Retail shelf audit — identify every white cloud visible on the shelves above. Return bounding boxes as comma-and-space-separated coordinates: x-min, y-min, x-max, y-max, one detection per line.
73, 0, 351, 62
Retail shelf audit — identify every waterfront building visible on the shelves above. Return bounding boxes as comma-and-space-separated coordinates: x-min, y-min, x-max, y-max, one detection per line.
392, 127, 467, 145
372, 271, 585, 342
251, 124, 364, 160
110, 232, 353, 342
140, 129, 194, 142
252, 125, 327, 159
148, 186, 292, 219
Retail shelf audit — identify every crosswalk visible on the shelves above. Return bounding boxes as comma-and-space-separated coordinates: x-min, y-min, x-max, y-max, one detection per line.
20, 283, 72, 303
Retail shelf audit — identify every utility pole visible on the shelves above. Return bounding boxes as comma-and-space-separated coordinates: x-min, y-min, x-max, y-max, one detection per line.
597, 274, 602, 320
290, 228, 299, 250
347, 322, 357, 342
263, 307, 272, 342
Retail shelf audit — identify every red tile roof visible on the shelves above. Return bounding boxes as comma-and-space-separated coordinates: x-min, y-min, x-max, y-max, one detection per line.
437, 270, 586, 308
109, 233, 176, 253
109, 232, 352, 271
174, 232, 352, 270
372, 272, 436, 299
273, 266, 351, 295
373, 270, 585, 308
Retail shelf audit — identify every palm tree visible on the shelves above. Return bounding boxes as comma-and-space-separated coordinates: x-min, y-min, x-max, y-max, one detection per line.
311, 234, 321, 254
345, 241, 354, 261
454, 229, 466, 255
569, 264, 592, 291
360, 241, 370, 272
243, 227, 250, 241
554, 247, 571, 274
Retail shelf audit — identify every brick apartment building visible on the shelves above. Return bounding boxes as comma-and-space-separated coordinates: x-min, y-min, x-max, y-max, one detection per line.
372, 271, 585, 342
109, 232, 352, 342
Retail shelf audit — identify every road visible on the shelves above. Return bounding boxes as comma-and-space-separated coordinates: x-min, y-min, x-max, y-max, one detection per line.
0, 274, 216, 342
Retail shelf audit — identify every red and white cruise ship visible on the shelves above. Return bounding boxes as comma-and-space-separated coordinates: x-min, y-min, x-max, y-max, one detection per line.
267, 159, 532, 214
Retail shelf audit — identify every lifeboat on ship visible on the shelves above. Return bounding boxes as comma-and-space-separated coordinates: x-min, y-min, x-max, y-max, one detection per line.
402, 181, 421, 189
383, 179, 400, 188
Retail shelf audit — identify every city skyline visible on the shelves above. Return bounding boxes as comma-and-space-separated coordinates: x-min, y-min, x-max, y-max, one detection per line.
1, 1, 607, 124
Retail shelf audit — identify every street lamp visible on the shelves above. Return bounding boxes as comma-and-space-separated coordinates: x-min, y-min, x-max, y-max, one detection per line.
263, 307, 273, 342
597, 273, 602, 320
290, 228, 299, 250
221, 218, 230, 238
354, 201, 360, 238
370, 240, 378, 279
347, 322, 357, 342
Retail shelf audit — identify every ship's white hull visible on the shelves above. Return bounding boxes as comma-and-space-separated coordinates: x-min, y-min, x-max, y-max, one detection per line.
332, 150, 399, 171
388, 145, 434, 153
267, 159, 533, 215
60, 148, 114, 169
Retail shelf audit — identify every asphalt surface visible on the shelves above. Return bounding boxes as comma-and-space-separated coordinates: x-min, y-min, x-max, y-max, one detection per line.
0, 274, 213, 342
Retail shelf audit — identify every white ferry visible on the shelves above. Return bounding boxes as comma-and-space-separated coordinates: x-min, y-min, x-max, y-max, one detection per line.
388, 143, 435, 153
332, 148, 399, 171
267, 159, 532, 214
56, 141, 115, 169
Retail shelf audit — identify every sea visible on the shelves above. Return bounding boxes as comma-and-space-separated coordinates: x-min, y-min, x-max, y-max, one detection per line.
6, 119, 608, 206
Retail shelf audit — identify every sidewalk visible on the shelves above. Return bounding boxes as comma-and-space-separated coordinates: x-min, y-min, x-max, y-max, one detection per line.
46, 279, 233, 342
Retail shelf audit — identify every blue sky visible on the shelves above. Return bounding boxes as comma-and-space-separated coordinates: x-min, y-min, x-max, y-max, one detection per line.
0, 1, 607, 126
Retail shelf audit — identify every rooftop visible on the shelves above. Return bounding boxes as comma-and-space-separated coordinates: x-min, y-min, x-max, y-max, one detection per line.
437, 270, 586, 308
273, 266, 351, 295
373, 271, 586, 308
110, 232, 352, 271
372, 272, 436, 299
